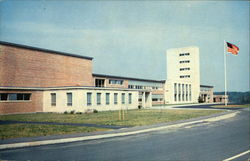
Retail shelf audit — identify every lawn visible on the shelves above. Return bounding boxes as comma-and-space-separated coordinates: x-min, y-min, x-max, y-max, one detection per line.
0, 109, 225, 139
0, 124, 107, 140
0, 109, 224, 126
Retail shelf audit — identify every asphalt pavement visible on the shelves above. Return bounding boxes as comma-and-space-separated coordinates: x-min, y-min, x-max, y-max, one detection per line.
0, 108, 249, 161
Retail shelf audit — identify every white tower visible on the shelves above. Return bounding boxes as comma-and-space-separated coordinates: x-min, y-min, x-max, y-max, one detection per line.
165, 46, 200, 104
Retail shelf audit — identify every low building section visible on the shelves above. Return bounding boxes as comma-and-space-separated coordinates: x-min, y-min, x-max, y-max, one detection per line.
93, 74, 164, 105
213, 95, 228, 103
199, 85, 214, 103
0, 87, 140, 114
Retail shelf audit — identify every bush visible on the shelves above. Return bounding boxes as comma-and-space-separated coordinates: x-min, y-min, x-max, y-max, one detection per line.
70, 110, 75, 114
64, 111, 69, 114
76, 112, 83, 114
93, 109, 98, 113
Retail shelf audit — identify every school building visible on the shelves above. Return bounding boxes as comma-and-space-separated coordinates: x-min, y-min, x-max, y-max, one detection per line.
0, 41, 214, 114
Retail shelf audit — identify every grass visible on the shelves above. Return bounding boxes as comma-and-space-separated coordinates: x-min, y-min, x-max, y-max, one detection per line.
0, 109, 225, 139
212, 104, 250, 108
0, 109, 224, 126
0, 124, 107, 140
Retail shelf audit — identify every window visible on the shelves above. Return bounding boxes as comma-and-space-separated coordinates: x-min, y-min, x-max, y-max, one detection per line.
67, 93, 72, 106
179, 60, 190, 64
0, 93, 31, 101
122, 93, 125, 104
129, 93, 132, 104
109, 79, 123, 85
180, 68, 190, 71
178, 84, 181, 93
0, 94, 8, 101
179, 53, 190, 56
95, 79, 105, 87
51, 93, 56, 106
180, 75, 190, 78
106, 93, 110, 105
114, 93, 118, 104
128, 85, 134, 89
174, 83, 177, 94
87, 93, 92, 106
97, 93, 101, 105
182, 84, 184, 94
174, 94, 177, 102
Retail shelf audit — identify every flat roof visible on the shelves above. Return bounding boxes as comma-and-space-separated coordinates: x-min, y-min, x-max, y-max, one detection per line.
93, 73, 165, 83
0, 86, 150, 92
0, 41, 93, 60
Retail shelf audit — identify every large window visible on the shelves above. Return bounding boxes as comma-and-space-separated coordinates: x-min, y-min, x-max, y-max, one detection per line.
106, 93, 110, 105
0, 93, 31, 101
51, 93, 56, 106
129, 93, 132, 104
97, 93, 101, 105
95, 79, 105, 87
122, 93, 125, 104
114, 93, 118, 105
67, 93, 72, 106
87, 93, 92, 106
174, 83, 177, 94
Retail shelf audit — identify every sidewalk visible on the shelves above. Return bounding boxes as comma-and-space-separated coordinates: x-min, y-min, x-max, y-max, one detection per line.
0, 110, 239, 150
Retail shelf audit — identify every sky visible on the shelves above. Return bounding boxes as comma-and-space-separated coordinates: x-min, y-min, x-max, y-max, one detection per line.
0, 0, 249, 92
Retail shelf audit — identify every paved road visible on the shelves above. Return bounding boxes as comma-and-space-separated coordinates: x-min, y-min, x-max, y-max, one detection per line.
0, 109, 249, 161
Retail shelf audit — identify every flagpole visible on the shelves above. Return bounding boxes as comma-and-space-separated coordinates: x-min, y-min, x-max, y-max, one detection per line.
224, 40, 227, 106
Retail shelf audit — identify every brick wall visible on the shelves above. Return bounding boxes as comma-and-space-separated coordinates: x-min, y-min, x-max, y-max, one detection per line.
0, 90, 43, 114
0, 45, 93, 87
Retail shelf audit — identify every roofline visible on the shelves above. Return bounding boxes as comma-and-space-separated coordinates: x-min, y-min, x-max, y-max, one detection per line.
0, 86, 151, 92
200, 85, 214, 88
0, 41, 93, 60
93, 73, 165, 83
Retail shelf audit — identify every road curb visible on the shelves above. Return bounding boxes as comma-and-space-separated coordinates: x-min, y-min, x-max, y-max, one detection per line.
0, 111, 239, 150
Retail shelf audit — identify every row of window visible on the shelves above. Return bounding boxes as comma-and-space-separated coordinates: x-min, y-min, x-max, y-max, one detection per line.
0, 93, 31, 101
128, 85, 159, 90
174, 83, 191, 94
179, 60, 190, 64
174, 94, 192, 102
180, 67, 190, 71
51, 92, 132, 106
180, 75, 190, 78
179, 53, 190, 56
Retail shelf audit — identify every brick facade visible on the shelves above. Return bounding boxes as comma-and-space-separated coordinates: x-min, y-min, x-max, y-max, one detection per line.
0, 90, 43, 114
0, 44, 93, 87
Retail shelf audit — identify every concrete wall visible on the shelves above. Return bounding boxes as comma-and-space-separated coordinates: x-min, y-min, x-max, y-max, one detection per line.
0, 90, 43, 114
166, 47, 200, 104
0, 44, 93, 87
43, 88, 139, 113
